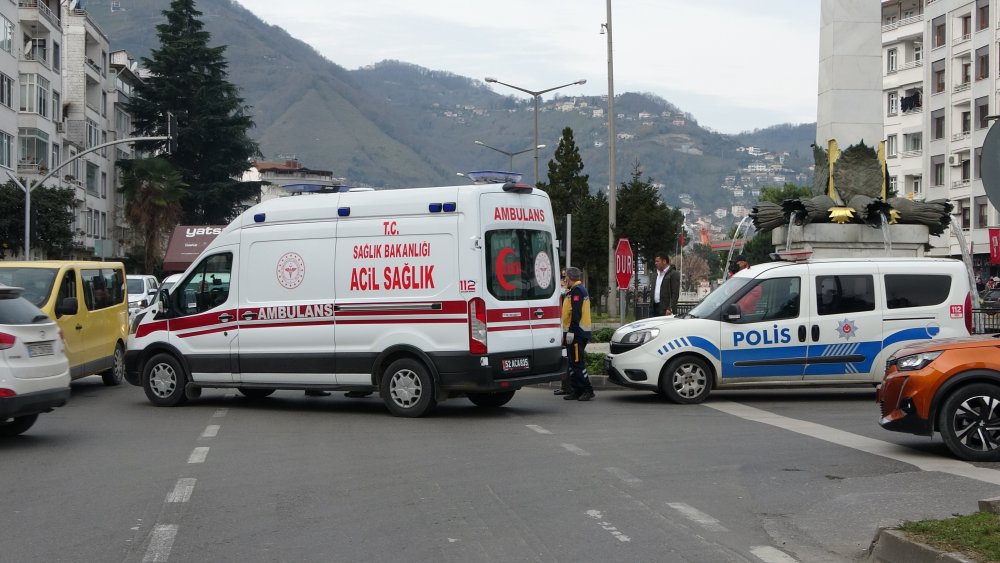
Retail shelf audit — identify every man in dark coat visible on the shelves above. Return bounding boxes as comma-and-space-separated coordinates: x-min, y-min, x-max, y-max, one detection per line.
653, 251, 680, 316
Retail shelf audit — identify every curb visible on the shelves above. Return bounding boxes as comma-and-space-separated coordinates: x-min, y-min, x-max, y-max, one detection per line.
867, 528, 978, 563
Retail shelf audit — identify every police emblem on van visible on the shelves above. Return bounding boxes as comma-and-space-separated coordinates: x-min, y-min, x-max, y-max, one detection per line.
502, 357, 530, 373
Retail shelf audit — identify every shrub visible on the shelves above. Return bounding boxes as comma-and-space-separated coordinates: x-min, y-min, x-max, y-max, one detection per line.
591, 327, 615, 343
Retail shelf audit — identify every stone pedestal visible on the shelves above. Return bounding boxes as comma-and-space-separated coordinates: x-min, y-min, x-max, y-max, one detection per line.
771, 223, 929, 258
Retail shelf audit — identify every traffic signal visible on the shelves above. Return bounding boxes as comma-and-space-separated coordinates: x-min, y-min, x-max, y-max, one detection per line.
166, 112, 178, 154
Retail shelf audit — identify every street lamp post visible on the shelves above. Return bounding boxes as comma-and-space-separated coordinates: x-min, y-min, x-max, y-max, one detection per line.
474, 140, 545, 173
484, 77, 587, 186
603, 0, 619, 317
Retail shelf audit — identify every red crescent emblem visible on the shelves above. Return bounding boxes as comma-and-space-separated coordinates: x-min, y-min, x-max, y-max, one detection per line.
496, 248, 516, 291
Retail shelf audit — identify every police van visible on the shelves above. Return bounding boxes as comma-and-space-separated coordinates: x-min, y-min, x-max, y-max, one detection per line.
125, 181, 565, 417
605, 257, 973, 403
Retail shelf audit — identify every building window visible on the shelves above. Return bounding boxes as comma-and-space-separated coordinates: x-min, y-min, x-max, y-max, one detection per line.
934, 67, 946, 93
887, 91, 898, 115
978, 200, 989, 229
977, 96, 990, 129
887, 48, 897, 73
979, 2, 990, 31
978, 47, 990, 79
914, 42, 923, 62
963, 159, 972, 181
933, 157, 945, 186
51, 91, 59, 122
0, 130, 12, 169
887, 134, 897, 156
18, 74, 49, 117
904, 132, 922, 152
101, 172, 107, 198
976, 146, 984, 179
0, 73, 11, 109
52, 41, 59, 71
963, 206, 971, 230
933, 17, 946, 48
912, 176, 922, 197
962, 14, 973, 39
932, 110, 945, 139
962, 111, 972, 134
0, 16, 12, 56
962, 61, 972, 84
17, 127, 48, 168
51, 143, 58, 172
86, 119, 99, 149
86, 161, 98, 195
889, 176, 898, 195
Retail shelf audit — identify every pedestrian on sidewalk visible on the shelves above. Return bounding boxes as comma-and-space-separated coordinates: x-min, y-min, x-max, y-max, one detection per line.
653, 251, 680, 317
561, 267, 594, 401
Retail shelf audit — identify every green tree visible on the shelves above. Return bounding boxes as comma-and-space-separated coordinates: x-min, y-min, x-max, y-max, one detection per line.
118, 157, 187, 274
127, 0, 261, 225
614, 163, 684, 286
572, 189, 609, 301
540, 127, 589, 239
0, 182, 76, 258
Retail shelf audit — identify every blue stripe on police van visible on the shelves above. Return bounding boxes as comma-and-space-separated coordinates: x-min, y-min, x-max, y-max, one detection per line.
882, 326, 939, 348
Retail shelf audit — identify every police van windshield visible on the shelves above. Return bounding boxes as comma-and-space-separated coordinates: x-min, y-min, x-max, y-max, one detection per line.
0, 267, 58, 308
485, 229, 556, 301
687, 276, 752, 318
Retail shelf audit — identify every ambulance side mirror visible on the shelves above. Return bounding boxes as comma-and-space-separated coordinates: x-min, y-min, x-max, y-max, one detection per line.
724, 303, 741, 322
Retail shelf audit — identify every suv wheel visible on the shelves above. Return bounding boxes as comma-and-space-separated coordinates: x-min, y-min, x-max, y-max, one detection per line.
939, 383, 1000, 462
0, 414, 38, 436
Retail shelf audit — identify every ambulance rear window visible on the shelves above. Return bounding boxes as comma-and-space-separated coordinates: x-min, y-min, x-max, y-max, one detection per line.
485, 229, 556, 301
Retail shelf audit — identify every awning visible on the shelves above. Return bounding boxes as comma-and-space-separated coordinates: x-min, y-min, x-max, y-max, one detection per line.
162, 225, 225, 273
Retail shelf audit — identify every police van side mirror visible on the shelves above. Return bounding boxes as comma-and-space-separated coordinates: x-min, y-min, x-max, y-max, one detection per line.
724, 303, 742, 322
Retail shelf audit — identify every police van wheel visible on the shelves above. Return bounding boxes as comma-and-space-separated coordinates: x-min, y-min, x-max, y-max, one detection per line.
101, 342, 126, 386
467, 390, 516, 408
938, 383, 1000, 462
142, 353, 188, 407
381, 358, 436, 417
660, 356, 711, 404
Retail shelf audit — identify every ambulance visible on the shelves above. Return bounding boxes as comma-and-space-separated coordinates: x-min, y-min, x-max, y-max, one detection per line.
605, 257, 973, 403
125, 181, 566, 417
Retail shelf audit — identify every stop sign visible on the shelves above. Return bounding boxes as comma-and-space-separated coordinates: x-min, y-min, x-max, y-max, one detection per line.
615, 238, 633, 290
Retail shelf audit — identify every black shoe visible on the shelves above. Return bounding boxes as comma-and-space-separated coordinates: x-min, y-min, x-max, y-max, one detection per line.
345, 391, 372, 398
553, 389, 570, 395
563, 393, 581, 400
305, 390, 331, 397
577, 391, 595, 402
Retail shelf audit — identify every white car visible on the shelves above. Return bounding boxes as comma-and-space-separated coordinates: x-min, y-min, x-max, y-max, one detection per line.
0, 284, 71, 436
127, 275, 159, 318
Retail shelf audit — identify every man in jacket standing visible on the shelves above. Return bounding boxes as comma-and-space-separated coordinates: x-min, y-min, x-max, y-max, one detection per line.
653, 252, 681, 316
561, 267, 594, 401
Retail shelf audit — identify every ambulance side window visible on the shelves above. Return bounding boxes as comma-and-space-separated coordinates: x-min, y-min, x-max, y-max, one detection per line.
815, 275, 875, 316
485, 229, 556, 301
733, 277, 800, 323
176, 253, 233, 314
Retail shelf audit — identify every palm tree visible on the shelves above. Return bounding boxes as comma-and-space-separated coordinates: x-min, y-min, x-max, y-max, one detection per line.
118, 157, 187, 274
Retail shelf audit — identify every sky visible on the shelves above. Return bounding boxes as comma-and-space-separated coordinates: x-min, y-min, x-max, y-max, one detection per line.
234, 0, 821, 135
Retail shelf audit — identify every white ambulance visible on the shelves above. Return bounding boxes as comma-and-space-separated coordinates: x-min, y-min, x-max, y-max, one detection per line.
606, 257, 973, 403
125, 182, 566, 417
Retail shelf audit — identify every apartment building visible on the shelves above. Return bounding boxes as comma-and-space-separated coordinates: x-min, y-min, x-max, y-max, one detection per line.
882, 0, 995, 274
10, 1, 137, 260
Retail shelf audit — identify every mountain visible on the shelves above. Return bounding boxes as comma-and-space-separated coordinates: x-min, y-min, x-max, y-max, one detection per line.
86, 0, 816, 220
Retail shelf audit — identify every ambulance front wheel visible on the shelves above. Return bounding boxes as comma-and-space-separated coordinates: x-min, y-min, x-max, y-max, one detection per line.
659, 356, 712, 404
142, 353, 188, 407
380, 358, 437, 417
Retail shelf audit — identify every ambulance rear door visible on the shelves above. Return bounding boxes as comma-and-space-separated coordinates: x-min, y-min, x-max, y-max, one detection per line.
480, 190, 561, 377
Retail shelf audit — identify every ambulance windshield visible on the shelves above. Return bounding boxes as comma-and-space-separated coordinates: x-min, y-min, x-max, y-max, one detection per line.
687, 276, 752, 318
484, 229, 556, 301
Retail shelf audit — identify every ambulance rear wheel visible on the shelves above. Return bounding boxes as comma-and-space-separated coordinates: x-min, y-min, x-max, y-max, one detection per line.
660, 356, 711, 404
142, 353, 188, 407
467, 390, 516, 408
381, 358, 436, 417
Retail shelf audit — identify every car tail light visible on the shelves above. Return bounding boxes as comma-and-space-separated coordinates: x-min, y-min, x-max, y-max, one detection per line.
468, 297, 487, 355
965, 292, 973, 335
0, 388, 15, 398
0, 332, 15, 350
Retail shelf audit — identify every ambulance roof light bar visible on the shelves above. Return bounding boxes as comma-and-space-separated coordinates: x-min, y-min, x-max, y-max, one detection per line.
463, 171, 523, 184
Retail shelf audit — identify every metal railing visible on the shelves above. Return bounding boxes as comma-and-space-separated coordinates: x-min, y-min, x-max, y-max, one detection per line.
18, 1, 60, 28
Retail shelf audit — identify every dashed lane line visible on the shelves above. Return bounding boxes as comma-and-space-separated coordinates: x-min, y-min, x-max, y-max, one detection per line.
561, 443, 591, 456
187, 447, 209, 464
525, 424, 552, 434
200, 425, 220, 439
750, 545, 800, 563
704, 400, 1000, 486
212, 408, 228, 418
585, 510, 632, 542
605, 467, 642, 486
141, 524, 178, 563
666, 502, 728, 532
164, 478, 196, 503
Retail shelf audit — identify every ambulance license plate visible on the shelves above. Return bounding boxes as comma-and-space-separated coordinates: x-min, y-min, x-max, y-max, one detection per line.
501, 357, 530, 373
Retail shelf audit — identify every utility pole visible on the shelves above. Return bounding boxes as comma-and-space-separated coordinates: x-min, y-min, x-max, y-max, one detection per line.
604, 0, 618, 318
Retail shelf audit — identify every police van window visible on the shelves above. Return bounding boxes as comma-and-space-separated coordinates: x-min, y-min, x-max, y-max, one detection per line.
885, 274, 951, 309
485, 229, 556, 301
815, 275, 876, 316
733, 277, 800, 323
177, 253, 233, 314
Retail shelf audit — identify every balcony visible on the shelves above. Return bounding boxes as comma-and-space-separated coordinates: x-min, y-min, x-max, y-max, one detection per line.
952, 131, 971, 142
882, 14, 924, 33
952, 178, 971, 189
899, 150, 923, 158
18, 1, 60, 28
900, 60, 923, 71
954, 82, 972, 93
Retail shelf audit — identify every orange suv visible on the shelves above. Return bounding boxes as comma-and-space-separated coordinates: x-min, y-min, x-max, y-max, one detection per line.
878, 334, 1000, 461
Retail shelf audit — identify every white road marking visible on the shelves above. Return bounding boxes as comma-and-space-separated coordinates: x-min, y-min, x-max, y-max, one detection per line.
212, 408, 228, 418
200, 425, 220, 439
705, 400, 1000, 485
605, 467, 642, 486
187, 447, 209, 464
585, 509, 631, 542
750, 545, 799, 563
141, 524, 178, 563
526, 424, 552, 434
666, 502, 728, 532
165, 478, 196, 503
561, 443, 591, 456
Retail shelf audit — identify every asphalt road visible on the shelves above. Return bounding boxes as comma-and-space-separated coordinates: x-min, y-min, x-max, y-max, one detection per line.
2, 379, 998, 562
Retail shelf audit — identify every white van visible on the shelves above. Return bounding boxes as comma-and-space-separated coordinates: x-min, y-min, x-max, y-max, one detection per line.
125, 182, 565, 416
606, 257, 973, 403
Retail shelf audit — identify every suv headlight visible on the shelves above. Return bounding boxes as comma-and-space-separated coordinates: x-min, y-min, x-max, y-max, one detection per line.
895, 351, 943, 371
620, 329, 659, 346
